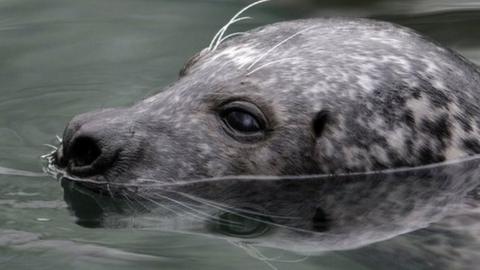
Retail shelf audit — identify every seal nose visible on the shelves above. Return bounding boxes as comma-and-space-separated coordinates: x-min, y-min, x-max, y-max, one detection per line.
59, 132, 114, 177
56, 110, 121, 177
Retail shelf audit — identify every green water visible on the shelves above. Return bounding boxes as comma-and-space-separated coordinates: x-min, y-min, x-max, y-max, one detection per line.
0, 0, 479, 269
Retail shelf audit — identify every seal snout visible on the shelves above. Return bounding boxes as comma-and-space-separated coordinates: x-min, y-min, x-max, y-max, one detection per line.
56, 110, 125, 178
57, 131, 116, 178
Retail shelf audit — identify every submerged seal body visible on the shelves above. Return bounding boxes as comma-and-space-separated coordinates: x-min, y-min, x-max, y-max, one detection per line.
49, 17, 480, 253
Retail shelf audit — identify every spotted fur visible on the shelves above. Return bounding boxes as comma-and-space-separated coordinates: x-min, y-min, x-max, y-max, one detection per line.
179, 18, 480, 175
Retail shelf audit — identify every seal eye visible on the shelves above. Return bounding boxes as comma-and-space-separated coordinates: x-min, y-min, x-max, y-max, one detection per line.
219, 101, 268, 141
224, 110, 261, 133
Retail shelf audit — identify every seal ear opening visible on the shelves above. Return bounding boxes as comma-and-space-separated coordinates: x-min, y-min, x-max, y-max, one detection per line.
312, 110, 329, 138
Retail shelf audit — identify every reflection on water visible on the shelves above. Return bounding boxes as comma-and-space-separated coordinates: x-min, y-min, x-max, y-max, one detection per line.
0, 0, 480, 269
56, 155, 480, 255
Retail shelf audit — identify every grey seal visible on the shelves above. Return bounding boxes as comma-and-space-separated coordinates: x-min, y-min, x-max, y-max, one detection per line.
44, 1, 480, 264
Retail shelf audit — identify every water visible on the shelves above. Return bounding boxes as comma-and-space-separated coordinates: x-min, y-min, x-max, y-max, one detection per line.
0, 0, 479, 269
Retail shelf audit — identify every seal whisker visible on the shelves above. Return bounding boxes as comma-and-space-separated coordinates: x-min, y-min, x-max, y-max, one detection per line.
149, 192, 233, 223
147, 190, 276, 226
258, 255, 310, 264
0, 166, 46, 177
213, 32, 249, 51
121, 192, 139, 224
238, 242, 310, 265
106, 183, 115, 198
230, 241, 279, 270
159, 190, 320, 234
170, 190, 301, 220
246, 25, 317, 70
209, 16, 252, 52
134, 153, 480, 188
129, 193, 153, 212
208, 17, 250, 51
138, 193, 207, 221
136, 193, 188, 218
43, 151, 480, 190
43, 144, 58, 150
208, 0, 270, 52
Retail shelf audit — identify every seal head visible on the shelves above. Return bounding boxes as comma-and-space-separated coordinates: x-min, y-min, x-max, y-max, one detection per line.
56, 18, 480, 184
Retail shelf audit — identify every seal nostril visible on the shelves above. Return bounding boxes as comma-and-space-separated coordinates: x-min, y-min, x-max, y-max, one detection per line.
70, 137, 102, 168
